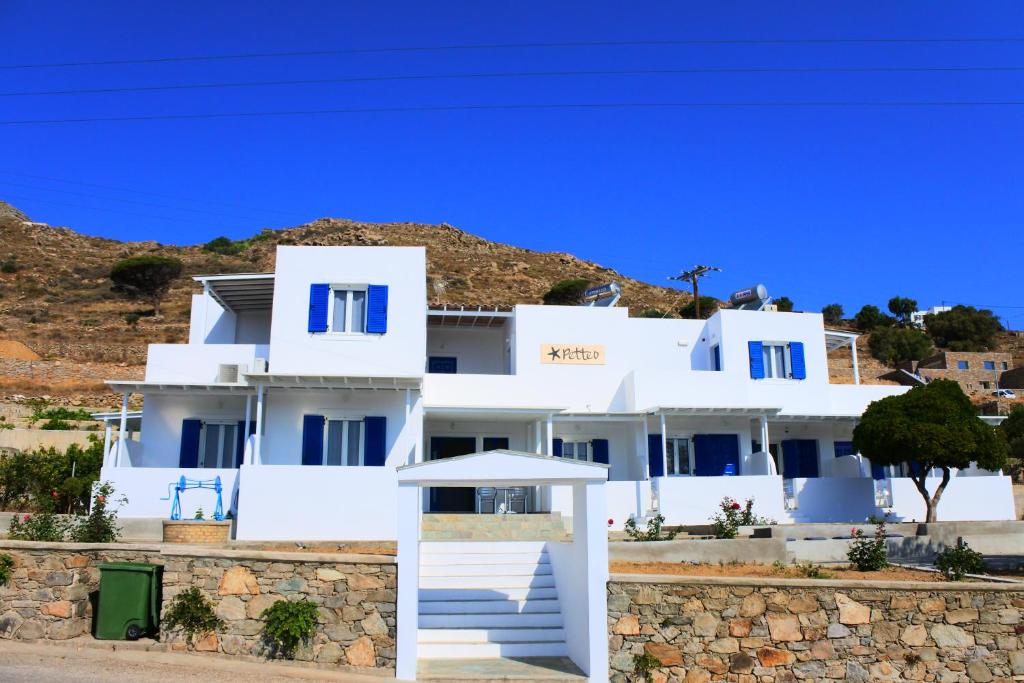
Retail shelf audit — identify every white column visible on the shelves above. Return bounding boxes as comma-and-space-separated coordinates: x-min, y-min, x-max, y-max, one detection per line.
533, 420, 542, 454
655, 413, 668, 512
546, 414, 554, 456
102, 420, 113, 468
640, 417, 650, 481
395, 482, 420, 681
759, 415, 770, 453
413, 392, 424, 464
574, 479, 609, 680
851, 339, 860, 385
116, 392, 129, 467
253, 384, 265, 465
244, 394, 252, 433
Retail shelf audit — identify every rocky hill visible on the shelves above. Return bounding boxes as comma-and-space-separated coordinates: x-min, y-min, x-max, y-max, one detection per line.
0, 204, 690, 403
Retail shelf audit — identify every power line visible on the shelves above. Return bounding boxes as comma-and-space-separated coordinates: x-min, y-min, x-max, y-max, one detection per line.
4, 65, 1023, 97
0, 170, 299, 220
3, 100, 1024, 126
4, 37, 1024, 70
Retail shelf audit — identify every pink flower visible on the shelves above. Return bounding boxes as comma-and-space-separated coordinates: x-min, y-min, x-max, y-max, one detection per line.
23, 515, 29, 522
51, 490, 59, 498
731, 502, 741, 510
96, 495, 106, 504
607, 518, 614, 526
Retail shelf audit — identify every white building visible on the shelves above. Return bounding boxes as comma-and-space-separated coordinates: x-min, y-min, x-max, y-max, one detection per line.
99, 246, 1016, 538
910, 305, 952, 328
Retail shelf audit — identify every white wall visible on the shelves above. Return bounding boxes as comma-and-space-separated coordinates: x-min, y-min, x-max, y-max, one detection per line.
235, 465, 397, 540
267, 246, 426, 377
426, 326, 509, 374
138, 394, 251, 467
783, 477, 880, 523
188, 294, 236, 344
100, 466, 239, 519
236, 309, 272, 344
259, 388, 416, 467
144, 344, 264, 383
656, 475, 787, 526
886, 476, 1017, 522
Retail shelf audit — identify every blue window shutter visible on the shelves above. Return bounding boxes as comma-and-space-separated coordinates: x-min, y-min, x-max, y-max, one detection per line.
833, 441, 855, 458
366, 284, 389, 334
646, 434, 664, 477
871, 462, 887, 480
790, 341, 806, 379
308, 284, 329, 333
179, 419, 202, 468
301, 415, 325, 466
235, 421, 257, 468
552, 438, 563, 457
748, 341, 765, 379
364, 416, 387, 466
592, 439, 610, 465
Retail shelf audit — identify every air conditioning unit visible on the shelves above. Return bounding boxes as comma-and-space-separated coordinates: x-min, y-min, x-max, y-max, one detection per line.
217, 364, 240, 383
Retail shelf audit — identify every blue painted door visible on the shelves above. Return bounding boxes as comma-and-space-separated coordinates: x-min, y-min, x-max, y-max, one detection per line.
428, 357, 458, 374
693, 434, 740, 477
782, 440, 820, 478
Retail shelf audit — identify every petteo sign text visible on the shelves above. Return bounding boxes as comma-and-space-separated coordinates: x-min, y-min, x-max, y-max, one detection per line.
540, 343, 605, 365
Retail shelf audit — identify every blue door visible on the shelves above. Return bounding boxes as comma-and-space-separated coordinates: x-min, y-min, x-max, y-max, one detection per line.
428, 357, 458, 374
429, 437, 477, 512
693, 434, 740, 477
782, 440, 820, 478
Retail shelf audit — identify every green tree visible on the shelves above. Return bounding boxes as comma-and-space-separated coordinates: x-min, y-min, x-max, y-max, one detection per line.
634, 308, 667, 318
924, 305, 1004, 351
867, 327, 934, 365
774, 296, 794, 312
542, 278, 590, 305
853, 380, 1008, 522
821, 303, 844, 326
887, 296, 918, 326
203, 236, 244, 256
1000, 405, 1024, 481
854, 304, 894, 331
109, 255, 184, 316
678, 296, 720, 320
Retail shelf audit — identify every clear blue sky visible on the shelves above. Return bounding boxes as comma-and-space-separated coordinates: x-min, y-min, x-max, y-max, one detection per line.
2, 2, 1022, 325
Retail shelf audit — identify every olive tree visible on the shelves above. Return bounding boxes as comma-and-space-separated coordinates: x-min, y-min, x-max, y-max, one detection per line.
109, 255, 183, 316
853, 379, 1008, 523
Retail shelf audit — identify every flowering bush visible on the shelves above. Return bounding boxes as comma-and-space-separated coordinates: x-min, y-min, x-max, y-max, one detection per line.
69, 482, 125, 543
847, 516, 889, 571
710, 497, 774, 539
935, 540, 986, 581
8, 508, 68, 542
624, 514, 678, 542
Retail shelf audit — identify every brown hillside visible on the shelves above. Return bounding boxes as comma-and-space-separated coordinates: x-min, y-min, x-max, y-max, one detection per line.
0, 207, 690, 400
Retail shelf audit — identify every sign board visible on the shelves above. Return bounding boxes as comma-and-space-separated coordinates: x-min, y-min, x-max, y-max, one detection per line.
540, 343, 605, 365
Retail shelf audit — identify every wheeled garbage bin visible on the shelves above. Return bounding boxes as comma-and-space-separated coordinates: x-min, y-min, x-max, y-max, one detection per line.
94, 562, 162, 640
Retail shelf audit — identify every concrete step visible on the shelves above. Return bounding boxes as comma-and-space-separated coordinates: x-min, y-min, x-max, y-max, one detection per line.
421, 541, 550, 554
420, 574, 556, 590
420, 563, 552, 577
416, 642, 569, 659
417, 656, 586, 682
419, 587, 559, 602
419, 627, 566, 644
420, 551, 549, 565
419, 612, 563, 628
418, 598, 561, 614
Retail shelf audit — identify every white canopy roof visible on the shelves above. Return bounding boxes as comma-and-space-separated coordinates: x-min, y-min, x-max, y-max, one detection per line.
397, 449, 608, 487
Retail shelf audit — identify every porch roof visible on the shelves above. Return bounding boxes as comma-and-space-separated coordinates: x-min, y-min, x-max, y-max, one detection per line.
106, 380, 252, 395
424, 405, 565, 421
241, 372, 421, 390
824, 329, 859, 351
398, 449, 608, 486
194, 273, 275, 312
90, 410, 143, 429
647, 405, 782, 418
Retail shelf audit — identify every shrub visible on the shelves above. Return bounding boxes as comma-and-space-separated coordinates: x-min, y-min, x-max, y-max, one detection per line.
924, 305, 1003, 351
887, 296, 918, 325
847, 517, 889, 571
9, 508, 69, 541
633, 651, 662, 677
262, 599, 319, 657
854, 304, 893, 331
0, 436, 104, 513
0, 259, 19, 274
69, 482, 124, 543
867, 326, 934, 365
774, 296, 794, 312
795, 562, 831, 579
710, 497, 775, 539
678, 296, 720, 320
542, 278, 589, 305
40, 418, 74, 431
821, 303, 844, 325
0, 553, 12, 586
635, 308, 666, 318
203, 236, 245, 255
935, 540, 986, 581
624, 514, 678, 542
163, 587, 224, 646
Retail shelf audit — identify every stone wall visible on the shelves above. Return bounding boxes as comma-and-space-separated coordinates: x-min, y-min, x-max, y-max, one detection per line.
0, 541, 396, 674
609, 574, 1024, 682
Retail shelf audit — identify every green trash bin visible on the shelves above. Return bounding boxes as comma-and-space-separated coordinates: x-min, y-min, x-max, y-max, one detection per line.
94, 562, 162, 640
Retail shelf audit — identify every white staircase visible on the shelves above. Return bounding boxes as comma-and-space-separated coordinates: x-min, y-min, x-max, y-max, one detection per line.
417, 540, 568, 658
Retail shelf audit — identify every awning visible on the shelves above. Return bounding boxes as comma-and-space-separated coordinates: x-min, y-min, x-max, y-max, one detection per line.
647, 406, 783, 418
424, 405, 564, 421
194, 273, 275, 312
824, 329, 859, 351
106, 380, 253, 395
241, 372, 421, 391
427, 305, 513, 328
91, 411, 143, 429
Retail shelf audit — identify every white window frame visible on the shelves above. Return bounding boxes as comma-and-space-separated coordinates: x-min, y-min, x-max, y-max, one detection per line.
197, 420, 238, 469
322, 416, 366, 466
326, 284, 369, 335
665, 436, 694, 476
761, 341, 791, 379
561, 439, 593, 462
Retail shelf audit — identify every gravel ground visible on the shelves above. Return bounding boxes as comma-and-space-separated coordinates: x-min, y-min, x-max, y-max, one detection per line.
0, 641, 395, 682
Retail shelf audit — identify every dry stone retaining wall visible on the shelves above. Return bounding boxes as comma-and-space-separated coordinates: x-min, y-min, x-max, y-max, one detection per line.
0, 541, 396, 673
609, 575, 1024, 683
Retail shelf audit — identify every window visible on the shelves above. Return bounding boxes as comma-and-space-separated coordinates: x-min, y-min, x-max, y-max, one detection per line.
762, 344, 789, 378
665, 437, 692, 476
981, 381, 991, 390
329, 287, 367, 334
428, 356, 458, 374
958, 360, 969, 370
711, 345, 721, 371
198, 422, 238, 468
562, 441, 590, 462
1003, 362, 1010, 371
324, 419, 364, 466
983, 361, 996, 371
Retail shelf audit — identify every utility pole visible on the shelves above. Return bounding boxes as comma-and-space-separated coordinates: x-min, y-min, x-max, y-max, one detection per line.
670, 265, 721, 318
